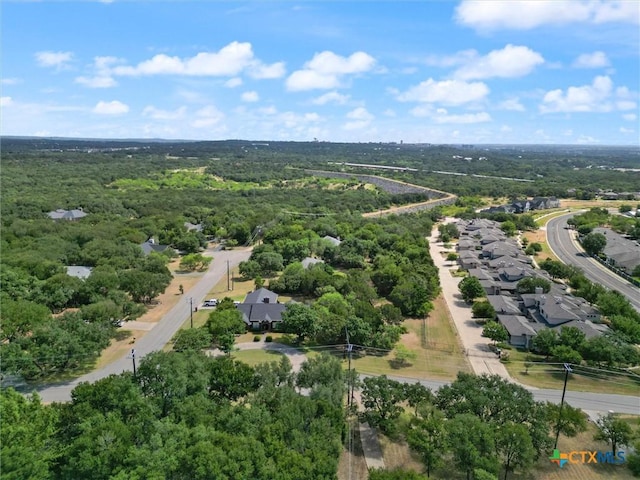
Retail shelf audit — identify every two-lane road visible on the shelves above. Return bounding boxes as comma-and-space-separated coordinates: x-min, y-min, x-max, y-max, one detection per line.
34, 247, 252, 403
546, 213, 640, 313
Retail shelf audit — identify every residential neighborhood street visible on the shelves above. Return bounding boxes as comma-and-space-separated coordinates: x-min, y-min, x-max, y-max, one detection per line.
33, 247, 252, 403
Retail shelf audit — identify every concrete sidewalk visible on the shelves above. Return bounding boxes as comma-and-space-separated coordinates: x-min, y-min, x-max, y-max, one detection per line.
428, 223, 513, 381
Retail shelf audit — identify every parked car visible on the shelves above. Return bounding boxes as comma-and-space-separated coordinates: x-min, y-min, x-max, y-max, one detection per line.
203, 299, 218, 307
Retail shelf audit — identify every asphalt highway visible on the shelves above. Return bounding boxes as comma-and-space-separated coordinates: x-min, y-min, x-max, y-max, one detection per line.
546, 213, 640, 313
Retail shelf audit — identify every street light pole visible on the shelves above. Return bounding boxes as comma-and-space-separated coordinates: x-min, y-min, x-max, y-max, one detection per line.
554, 363, 573, 449
131, 349, 137, 378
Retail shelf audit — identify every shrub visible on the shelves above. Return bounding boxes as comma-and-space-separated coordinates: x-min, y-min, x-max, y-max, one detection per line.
253, 335, 261, 342
265, 335, 273, 342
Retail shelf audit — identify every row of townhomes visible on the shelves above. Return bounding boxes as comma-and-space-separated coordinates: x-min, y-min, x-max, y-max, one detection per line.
480, 196, 560, 215
456, 219, 608, 349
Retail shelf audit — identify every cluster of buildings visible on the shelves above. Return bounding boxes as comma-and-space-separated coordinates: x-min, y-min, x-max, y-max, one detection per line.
481, 196, 560, 215
456, 219, 607, 348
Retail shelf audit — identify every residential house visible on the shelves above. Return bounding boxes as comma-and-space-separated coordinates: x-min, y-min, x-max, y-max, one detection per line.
140, 238, 171, 255
301, 257, 324, 269
66, 266, 93, 279
48, 208, 87, 220
237, 287, 286, 331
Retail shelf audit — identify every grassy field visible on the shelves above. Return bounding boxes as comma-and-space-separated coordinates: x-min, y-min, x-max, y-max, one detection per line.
351, 295, 471, 380
231, 348, 285, 366
502, 349, 640, 396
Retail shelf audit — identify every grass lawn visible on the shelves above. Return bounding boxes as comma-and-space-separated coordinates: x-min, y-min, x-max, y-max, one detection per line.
231, 348, 285, 366
502, 349, 640, 396
351, 295, 471, 381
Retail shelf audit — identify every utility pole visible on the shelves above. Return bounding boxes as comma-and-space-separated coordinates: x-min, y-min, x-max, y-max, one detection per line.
227, 260, 231, 291
189, 297, 193, 329
131, 349, 137, 378
345, 327, 353, 409
554, 363, 573, 449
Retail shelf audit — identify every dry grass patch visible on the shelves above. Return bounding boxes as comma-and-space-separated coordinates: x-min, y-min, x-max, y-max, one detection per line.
379, 434, 424, 472
337, 418, 369, 480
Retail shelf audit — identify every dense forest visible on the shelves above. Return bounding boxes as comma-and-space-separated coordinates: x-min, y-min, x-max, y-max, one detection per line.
1, 138, 640, 479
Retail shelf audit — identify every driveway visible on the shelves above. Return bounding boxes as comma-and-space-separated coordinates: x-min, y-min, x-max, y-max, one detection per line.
428, 222, 514, 381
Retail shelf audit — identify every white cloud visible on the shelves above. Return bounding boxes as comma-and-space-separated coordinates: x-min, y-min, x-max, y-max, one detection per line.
397, 78, 489, 105
113, 42, 272, 77
498, 98, 525, 111
191, 105, 224, 128
383, 109, 396, 117
93, 100, 129, 115
225, 78, 243, 88
423, 50, 477, 68
249, 61, 286, 79
620, 127, 635, 134
454, 45, 544, 80
241, 91, 259, 102
35, 51, 73, 69
75, 76, 117, 88
1, 96, 13, 107
455, 0, 639, 31
1, 78, 21, 85
344, 107, 374, 130
540, 76, 637, 113
311, 91, 350, 105
623, 113, 637, 121
573, 51, 610, 68
286, 50, 376, 91
430, 108, 492, 124
142, 105, 187, 120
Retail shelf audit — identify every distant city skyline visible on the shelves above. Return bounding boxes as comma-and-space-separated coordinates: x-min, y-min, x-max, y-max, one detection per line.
1, 1, 639, 145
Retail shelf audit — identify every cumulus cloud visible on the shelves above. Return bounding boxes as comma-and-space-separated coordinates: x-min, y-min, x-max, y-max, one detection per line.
396, 78, 489, 105
142, 105, 187, 120
623, 113, 637, 121
541, 76, 638, 113
191, 105, 225, 128
1, 78, 21, 85
35, 51, 73, 69
75, 76, 117, 88
311, 91, 350, 105
455, 0, 639, 31
433, 109, 492, 124
286, 51, 375, 91
1, 96, 13, 107
454, 45, 544, 80
344, 107, 374, 130
498, 98, 525, 111
573, 51, 610, 68
111, 42, 282, 79
241, 91, 259, 102
225, 78, 243, 88
93, 100, 129, 115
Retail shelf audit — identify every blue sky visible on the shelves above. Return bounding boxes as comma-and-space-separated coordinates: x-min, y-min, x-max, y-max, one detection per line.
2, 0, 639, 144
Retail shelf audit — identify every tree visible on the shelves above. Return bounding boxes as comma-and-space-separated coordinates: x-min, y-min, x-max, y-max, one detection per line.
482, 321, 508, 345
495, 422, 535, 480
119, 270, 170, 304
360, 376, 405, 435
545, 402, 587, 438
516, 277, 551, 294
172, 328, 212, 352
393, 344, 417, 367
459, 276, 484, 303
558, 326, 586, 351
472, 301, 496, 319
406, 410, 445, 478
205, 308, 246, 346
207, 355, 258, 401
531, 329, 558, 359
389, 276, 434, 317
551, 345, 582, 364
594, 413, 634, 457
281, 303, 319, 342
581, 232, 607, 256
500, 221, 517, 237
447, 413, 499, 480
446, 252, 458, 262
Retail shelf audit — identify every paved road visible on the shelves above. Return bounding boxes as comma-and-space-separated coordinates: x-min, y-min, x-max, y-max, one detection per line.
34, 248, 252, 403
546, 213, 640, 313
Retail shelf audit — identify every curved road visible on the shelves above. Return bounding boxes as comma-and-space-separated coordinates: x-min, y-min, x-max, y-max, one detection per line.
546, 213, 640, 313
34, 247, 252, 403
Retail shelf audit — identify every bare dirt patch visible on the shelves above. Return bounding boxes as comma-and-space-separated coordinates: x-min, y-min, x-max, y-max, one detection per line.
337, 418, 369, 480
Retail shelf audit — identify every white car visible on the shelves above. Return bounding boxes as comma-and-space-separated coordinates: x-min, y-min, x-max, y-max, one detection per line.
202, 299, 218, 307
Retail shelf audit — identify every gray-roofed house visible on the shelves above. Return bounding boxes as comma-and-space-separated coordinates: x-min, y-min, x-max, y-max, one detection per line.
301, 257, 324, 269
140, 238, 171, 255
48, 208, 87, 221
323, 235, 342, 246
66, 266, 93, 279
486, 295, 522, 315
184, 222, 203, 232
238, 288, 286, 331
497, 314, 539, 348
